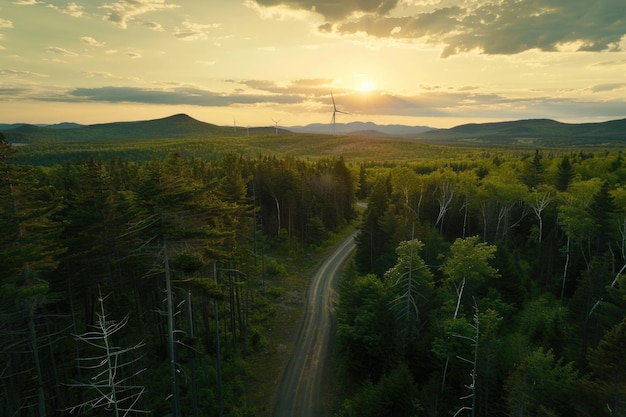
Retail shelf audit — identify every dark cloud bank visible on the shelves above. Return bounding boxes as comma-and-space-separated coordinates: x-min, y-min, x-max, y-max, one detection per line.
253, 0, 626, 56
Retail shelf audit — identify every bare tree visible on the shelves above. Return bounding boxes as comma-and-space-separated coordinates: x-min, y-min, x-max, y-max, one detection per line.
67, 286, 147, 417
453, 302, 480, 417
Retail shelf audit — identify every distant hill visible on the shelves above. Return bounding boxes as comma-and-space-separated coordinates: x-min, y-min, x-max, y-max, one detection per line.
0, 123, 27, 131
414, 118, 626, 147
3, 114, 626, 148
290, 121, 434, 136
2, 114, 230, 143
1, 122, 83, 131
47, 122, 84, 129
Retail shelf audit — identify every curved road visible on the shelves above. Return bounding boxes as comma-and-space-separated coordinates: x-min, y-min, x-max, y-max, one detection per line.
273, 232, 357, 417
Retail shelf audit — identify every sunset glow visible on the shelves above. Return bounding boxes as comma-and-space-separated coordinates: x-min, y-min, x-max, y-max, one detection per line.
2, 1, 626, 128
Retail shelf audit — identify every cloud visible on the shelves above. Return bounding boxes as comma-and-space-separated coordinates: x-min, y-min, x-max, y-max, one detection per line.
80, 36, 105, 46
60, 83, 626, 122
47, 2, 84, 17
68, 86, 303, 106
46, 46, 78, 56
251, 0, 626, 56
82, 71, 115, 78
142, 21, 165, 32
0, 69, 47, 77
100, 0, 179, 29
12, 0, 40, 4
172, 21, 220, 41
229, 78, 335, 96
250, 0, 400, 21
591, 59, 626, 67
0, 18, 14, 29
589, 83, 626, 93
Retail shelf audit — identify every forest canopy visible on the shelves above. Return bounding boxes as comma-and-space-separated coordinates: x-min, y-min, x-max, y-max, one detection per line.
1, 129, 626, 416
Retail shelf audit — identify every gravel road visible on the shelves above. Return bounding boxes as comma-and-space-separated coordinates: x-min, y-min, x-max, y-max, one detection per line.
272, 232, 357, 417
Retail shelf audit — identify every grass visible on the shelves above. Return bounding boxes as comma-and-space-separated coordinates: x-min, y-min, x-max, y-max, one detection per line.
244, 225, 358, 417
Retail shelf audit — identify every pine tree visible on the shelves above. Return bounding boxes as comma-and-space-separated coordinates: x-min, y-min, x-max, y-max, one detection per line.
555, 156, 574, 192
521, 149, 544, 189
0, 134, 65, 416
587, 318, 626, 415
384, 239, 434, 357
587, 180, 617, 254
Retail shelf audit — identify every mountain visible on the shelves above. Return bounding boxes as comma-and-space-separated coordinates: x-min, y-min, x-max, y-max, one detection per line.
414, 118, 626, 147
0, 123, 27, 131
2, 114, 229, 143
3, 114, 626, 148
47, 122, 84, 129
289, 121, 435, 136
1, 122, 83, 131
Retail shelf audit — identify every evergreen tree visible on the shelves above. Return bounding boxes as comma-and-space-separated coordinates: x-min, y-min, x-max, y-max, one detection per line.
384, 239, 434, 358
587, 317, 626, 416
336, 272, 395, 380
504, 348, 578, 417
521, 149, 544, 189
555, 156, 575, 192
355, 177, 395, 277
587, 180, 618, 254
0, 134, 65, 417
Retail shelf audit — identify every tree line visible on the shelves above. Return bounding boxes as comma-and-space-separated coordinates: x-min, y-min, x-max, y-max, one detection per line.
336, 149, 626, 416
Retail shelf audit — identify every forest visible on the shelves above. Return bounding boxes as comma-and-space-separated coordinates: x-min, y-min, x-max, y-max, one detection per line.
1, 128, 626, 416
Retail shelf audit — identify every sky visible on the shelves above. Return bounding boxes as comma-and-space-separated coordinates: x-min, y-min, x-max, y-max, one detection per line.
2, 0, 626, 129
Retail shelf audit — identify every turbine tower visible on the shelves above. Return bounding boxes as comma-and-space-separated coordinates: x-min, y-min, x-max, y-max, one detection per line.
330, 91, 348, 135
272, 118, 281, 136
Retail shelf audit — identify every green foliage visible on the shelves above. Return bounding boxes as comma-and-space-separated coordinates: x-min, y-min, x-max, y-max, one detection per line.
355, 177, 398, 277
504, 348, 578, 416
336, 273, 395, 380
265, 259, 287, 276
384, 239, 434, 356
556, 156, 575, 191
5, 128, 626, 417
443, 236, 498, 285
517, 294, 571, 354
586, 318, 626, 415
335, 364, 421, 417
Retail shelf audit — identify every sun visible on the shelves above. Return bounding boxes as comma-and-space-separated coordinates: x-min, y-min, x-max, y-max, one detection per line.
357, 79, 374, 92
354, 74, 375, 93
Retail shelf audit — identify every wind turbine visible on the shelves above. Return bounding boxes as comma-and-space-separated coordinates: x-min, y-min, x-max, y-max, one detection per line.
330, 91, 348, 135
272, 118, 281, 136
233, 117, 237, 133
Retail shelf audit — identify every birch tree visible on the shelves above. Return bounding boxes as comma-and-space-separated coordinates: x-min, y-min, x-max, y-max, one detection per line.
557, 178, 601, 299
443, 236, 498, 320
525, 185, 555, 243
438, 237, 498, 395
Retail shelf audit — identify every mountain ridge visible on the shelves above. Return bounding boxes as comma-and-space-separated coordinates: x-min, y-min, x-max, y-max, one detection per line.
2, 113, 626, 147
416, 117, 626, 146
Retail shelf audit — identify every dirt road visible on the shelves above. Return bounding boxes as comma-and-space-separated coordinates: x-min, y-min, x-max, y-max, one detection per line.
272, 232, 357, 417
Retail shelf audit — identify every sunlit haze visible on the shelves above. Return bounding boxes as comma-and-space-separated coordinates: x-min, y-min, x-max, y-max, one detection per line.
2, 1, 626, 128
